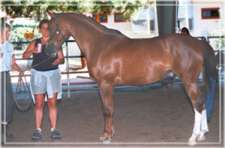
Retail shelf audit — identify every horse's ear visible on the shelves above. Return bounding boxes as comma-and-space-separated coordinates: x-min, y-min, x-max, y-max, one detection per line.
47, 11, 55, 18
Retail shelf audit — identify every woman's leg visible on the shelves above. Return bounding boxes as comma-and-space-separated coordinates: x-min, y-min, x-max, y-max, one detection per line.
47, 93, 58, 129
205, 77, 217, 121
47, 93, 61, 139
34, 94, 45, 129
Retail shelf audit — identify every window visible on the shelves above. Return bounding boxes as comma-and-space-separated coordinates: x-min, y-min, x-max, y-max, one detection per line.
188, 18, 193, 30
150, 20, 155, 32
114, 13, 127, 22
93, 14, 108, 23
99, 14, 108, 23
201, 8, 220, 19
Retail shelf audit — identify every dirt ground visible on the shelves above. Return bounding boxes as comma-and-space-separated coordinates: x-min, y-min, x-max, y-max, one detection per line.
3, 83, 224, 147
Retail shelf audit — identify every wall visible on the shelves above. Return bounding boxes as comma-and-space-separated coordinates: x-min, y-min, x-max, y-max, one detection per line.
191, 0, 224, 37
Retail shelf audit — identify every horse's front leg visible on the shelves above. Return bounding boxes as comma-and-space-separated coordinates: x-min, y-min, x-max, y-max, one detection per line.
99, 80, 114, 144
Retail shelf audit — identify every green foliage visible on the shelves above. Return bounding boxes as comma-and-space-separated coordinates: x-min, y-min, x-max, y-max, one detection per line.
92, 1, 114, 15
1, 0, 143, 20
118, 1, 142, 20
1, 0, 145, 43
215, 37, 225, 50
208, 32, 225, 50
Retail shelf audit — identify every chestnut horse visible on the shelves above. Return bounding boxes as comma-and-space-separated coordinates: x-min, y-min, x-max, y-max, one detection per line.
47, 12, 217, 145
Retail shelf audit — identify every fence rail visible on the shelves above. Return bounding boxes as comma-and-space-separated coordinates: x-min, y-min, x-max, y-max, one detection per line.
11, 35, 225, 97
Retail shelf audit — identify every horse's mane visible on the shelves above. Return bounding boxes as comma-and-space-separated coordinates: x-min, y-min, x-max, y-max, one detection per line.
58, 13, 124, 36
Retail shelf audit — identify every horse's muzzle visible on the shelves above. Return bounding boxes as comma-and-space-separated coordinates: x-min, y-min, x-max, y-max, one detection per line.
44, 43, 57, 58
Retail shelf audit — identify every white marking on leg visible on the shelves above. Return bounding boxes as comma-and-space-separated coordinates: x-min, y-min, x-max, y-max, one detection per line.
193, 109, 202, 135
112, 126, 115, 136
198, 109, 208, 141
201, 109, 209, 132
188, 109, 201, 146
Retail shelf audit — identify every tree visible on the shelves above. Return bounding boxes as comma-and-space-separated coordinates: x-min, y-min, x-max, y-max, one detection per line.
1, 0, 143, 20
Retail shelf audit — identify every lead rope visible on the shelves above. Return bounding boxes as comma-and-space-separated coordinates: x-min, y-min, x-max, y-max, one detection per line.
14, 55, 53, 111
31, 42, 57, 69
14, 71, 33, 112
30, 56, 53, 69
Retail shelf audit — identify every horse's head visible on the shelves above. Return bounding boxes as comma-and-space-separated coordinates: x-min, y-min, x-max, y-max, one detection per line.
47, 11, 70, 52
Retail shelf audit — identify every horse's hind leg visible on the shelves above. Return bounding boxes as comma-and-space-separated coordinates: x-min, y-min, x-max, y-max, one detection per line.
98, 80, 114, 144
183, 80, 208, 145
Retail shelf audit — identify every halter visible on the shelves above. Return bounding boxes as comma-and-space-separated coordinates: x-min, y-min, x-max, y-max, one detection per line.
47, 20, 67, 52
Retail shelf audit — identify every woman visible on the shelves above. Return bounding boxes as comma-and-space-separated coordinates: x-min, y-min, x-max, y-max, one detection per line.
180, 27, 190, 36
23, 19, 64, 141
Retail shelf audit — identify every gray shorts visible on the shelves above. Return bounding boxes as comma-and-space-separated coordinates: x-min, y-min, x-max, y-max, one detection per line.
30, 68, 62, 99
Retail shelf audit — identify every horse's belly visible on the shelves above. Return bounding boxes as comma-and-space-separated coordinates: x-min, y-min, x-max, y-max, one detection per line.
119, 65, 167, 85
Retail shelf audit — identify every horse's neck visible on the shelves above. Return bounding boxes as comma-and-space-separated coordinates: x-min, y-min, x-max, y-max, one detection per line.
67, 16, 104, 60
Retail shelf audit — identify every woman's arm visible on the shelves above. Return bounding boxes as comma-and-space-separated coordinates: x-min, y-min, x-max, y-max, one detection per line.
22, 41, 36, 59
52, 49, 64, 65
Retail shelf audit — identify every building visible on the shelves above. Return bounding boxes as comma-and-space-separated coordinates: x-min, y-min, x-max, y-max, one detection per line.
178, 0, 224, 37
94, 0, 224, 39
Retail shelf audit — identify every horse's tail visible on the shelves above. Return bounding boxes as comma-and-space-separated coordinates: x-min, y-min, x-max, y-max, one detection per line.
203, 41, 218, 119
203, 42, 218, 85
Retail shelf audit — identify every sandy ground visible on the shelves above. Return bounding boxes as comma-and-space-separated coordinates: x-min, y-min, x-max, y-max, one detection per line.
2, 83, 224, 147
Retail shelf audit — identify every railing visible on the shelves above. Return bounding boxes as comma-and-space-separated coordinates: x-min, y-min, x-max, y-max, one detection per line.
11, 35, 225, 97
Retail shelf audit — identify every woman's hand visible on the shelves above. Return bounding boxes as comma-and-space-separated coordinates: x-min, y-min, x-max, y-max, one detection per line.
23, 41, 39, 59
52, 49, 64, 65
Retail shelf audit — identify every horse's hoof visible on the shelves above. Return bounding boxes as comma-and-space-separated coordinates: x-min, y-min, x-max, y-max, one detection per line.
188, 136, 197, 146
188, 139, 197, 146
99, 135, 112, 144
99, 136, 105, 141
197, 134, 206, 142
102, 139, 111, 144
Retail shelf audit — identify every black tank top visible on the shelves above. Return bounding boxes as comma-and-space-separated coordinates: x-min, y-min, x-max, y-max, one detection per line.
31, 38, 58, 71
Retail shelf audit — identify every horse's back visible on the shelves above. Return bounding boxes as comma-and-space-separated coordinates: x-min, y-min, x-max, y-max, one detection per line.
93, 34, 209, 84
95, 36, 174, 84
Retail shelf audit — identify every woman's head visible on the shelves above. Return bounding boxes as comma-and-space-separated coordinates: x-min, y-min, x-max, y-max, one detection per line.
181, 27, 190, 36
38, 19, 49, 38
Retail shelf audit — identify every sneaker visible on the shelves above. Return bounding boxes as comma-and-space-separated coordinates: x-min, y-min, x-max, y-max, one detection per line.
32, 129, 42, 141
50, 129, 62, 140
